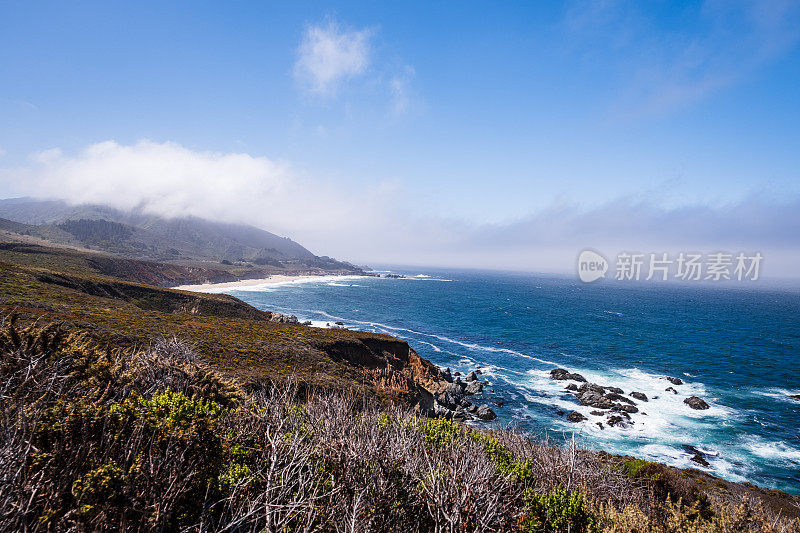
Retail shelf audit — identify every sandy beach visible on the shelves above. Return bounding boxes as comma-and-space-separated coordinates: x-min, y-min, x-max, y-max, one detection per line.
173, 274, 364, 293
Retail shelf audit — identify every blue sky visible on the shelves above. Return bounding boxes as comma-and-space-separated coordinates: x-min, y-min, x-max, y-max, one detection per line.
1, 1, 799, 274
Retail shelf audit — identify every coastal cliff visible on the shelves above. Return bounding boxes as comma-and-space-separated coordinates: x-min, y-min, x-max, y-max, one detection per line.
1, 239, 798, 531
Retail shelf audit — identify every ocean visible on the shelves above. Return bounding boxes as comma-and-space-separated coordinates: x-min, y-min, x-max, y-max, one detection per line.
202, 268, 800, 494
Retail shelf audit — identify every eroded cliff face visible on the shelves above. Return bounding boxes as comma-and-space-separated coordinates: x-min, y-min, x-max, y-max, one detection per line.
316, 334, 450, 412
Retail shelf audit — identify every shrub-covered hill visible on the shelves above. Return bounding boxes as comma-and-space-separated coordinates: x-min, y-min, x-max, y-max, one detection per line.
1, 320, 798, 532
1, 240, 799, 531
0, 240, 449, 402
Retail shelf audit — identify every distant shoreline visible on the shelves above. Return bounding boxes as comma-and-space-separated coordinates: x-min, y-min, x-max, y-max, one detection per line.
173, 273, 362, 292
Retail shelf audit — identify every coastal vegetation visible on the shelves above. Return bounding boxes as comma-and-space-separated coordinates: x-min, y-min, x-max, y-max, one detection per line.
1, 237, 798, 531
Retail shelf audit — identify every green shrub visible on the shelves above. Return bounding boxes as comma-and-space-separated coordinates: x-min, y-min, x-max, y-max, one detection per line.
111, 390, 226, 438
72, 462, 126, 515
622, 458, 659, 480
420, 416, 467, 446
522, 487, 597, 532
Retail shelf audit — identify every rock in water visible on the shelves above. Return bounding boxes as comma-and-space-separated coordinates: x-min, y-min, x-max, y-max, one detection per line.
466, 371, 478, 382
665, 387, 678, 395
566, 411, 587, 422
606, 392, 635, 405
550, 368, 587, 382
463, 380, 483, 395
575, 384, 614, 409
630, 391, 648, 402
684, 396, 710, 410
665, 376, 684, 385
476, 404, 497, 421
683, 445, 711, 467
606, 415, 632, 428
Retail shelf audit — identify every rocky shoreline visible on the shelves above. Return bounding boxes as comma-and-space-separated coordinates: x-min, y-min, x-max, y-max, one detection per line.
425, 367, 500, 422
550, 367, 713, 431
549, 367, 718, 466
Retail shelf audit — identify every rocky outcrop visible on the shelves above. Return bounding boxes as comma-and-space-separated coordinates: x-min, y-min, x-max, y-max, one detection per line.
550, 368, 587, 382
630, 391, 648, 402
684, 396, 710, 410
567, 411, 587, 422
665, 376, 684, 385
426, 367, 496, 421
606, 392, 635, 405
606, 415, 631, 428
476, 404, 497, 421
563, 380, 648, 428
464, 380, 483, 395
265, 311, 299, 324
683, 445, 711, 467
575, 383, 614, 409
441, 367, 453, 382
322, 334, 454, 420
666, 386, 678, 394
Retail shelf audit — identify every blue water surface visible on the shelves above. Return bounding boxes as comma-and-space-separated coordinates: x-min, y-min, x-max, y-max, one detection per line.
214, 268, 800, 493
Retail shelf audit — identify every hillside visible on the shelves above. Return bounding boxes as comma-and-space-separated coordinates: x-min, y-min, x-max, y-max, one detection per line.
0, 240, 798, 531
0, 197, 361, 274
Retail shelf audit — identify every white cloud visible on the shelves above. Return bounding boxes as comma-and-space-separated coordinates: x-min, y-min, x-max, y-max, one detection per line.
3, 140, 395, 247
294, 20, 372, 96
2, 140, 798, 278
389, 65, 415, 116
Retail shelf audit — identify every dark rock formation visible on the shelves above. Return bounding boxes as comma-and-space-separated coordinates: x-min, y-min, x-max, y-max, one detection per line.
683, 445, 711, 467
441, 367, 453, 382
567, 411, 587, 422
630, 391, 648, 402
606, 415, 632, 428
464, 380, 483, 395
666, 387, 678, 394
566, 383, 578, 391
476, 404, 497, 421
550, 368, 587, 382
684, 396, 710, 410
606, 392, 635, 405
574, 383, 614, 409
665, 376, 684, 385
466, 371, 478, 382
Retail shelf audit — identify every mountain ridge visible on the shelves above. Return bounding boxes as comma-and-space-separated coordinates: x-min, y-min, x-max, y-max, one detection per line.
0, 197, 361, 276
